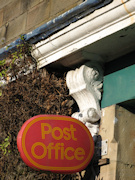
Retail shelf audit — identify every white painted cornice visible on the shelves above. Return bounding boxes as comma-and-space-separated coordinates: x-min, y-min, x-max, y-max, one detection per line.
32, 0, 135, 68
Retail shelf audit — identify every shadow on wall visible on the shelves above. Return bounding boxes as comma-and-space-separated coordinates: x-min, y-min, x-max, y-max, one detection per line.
80, 135, 102, 180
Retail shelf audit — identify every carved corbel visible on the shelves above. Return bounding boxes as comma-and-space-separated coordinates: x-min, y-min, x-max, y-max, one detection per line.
66, 62, 103, 141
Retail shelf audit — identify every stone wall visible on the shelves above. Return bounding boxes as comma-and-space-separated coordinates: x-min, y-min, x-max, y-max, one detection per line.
0, 0, 83, 48
99, 105, 135, 180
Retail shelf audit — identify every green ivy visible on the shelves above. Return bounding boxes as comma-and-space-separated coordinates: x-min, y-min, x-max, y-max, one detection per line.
0, 35, 32, 78
0, 135, 11, 155
0, 34, 33, 96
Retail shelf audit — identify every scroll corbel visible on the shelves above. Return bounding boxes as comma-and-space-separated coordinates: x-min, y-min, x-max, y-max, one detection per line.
66, 62, 103, 141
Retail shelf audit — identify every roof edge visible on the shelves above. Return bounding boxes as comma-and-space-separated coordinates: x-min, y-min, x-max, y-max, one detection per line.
0, 0, 112, 60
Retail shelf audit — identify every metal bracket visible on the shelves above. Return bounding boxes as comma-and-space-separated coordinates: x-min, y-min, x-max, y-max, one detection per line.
101, 140, 108, 156
96, 139, 108, 156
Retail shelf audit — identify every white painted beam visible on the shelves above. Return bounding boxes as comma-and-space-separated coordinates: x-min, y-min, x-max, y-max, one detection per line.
32, 0, 135, 68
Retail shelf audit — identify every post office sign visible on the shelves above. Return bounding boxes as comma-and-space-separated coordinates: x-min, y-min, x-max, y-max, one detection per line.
17, 115, 94, 173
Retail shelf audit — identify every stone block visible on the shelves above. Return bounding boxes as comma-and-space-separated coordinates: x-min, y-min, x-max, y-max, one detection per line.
28, 0, 44, 9
0, 26, 6, 46
98, 105, 135, 180
6, 13, 27, 43
21, 0, 43, 13
26, 0, 50, 31
3, 0, 22, 24
0, 0, 12, 10
50, 0, 83, 18
99, 105, 118, 180
0, 9, 3, 27
115, 106, 135, 180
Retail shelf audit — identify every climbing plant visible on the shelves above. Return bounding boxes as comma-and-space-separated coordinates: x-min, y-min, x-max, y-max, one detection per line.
0, 134, 11, 155
0, 35, 33, 80
0, 36, 79, 180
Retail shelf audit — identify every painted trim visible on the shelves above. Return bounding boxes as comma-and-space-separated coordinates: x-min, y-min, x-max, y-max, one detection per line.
31, 0, 135, 68
0, 0, 112, 60
101, 64, 135, 108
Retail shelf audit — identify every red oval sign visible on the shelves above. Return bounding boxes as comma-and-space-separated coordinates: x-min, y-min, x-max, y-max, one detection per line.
17, 115, 94, 173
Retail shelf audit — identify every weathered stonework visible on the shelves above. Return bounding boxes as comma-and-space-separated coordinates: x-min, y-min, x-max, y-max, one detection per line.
26, 1, 50, 31
0, 0, 12, 9
0, 0, 83, 48
98, 105, 135, 180
3, 0, 22, 24
50, 0, 83, 17
0, 9, 3, 27
6, 13, 27, 42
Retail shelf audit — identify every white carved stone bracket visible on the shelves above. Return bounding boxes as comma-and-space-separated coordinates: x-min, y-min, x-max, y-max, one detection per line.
66, 61, 103, 141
